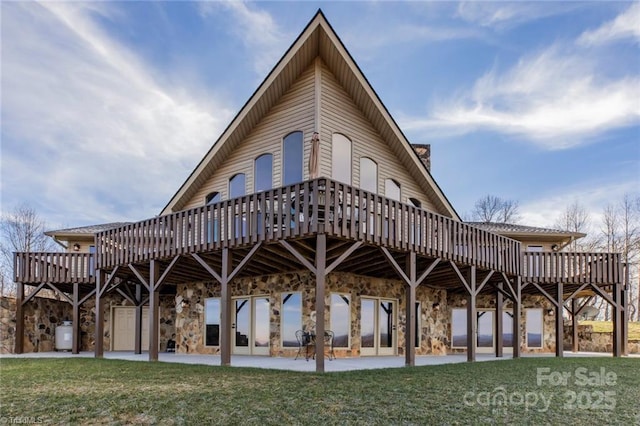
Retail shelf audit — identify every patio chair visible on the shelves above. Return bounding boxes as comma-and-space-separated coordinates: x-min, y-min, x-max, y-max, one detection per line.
324, 330, 336, 361
295, 330, 313, 361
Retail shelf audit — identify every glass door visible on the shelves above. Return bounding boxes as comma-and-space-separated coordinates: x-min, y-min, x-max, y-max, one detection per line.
360, 297, 396, 356
477, 311, 494, 352
232, 296, 270, 355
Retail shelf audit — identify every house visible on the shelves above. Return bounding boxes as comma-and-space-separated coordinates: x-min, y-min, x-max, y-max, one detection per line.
12, 11, 629, 371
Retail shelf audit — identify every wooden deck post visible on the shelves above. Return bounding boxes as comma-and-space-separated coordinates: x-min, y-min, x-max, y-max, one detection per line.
612, 283, 622, 357
315, 234, 327, 373
405, 253, 417, 366
95, 270, 105, 358
149, 260, 160, 361
571, 298, 579, 352
555, 282, 564, 358
134, 283, 143, 355
512, 277, 521, 358
14, 282, 24, 354
495, 283, 503, 358
220, 249, 232, 366
622, 265, 629, 356
466, 266, 477, 362
72, 282, 80, 354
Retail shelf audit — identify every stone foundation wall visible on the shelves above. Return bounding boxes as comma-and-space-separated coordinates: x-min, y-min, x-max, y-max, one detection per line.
0, 294, 175, 353
447, 294, 556, 353
175, 271, 449, 357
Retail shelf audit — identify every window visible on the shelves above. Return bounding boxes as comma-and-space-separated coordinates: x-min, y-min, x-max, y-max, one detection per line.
229, 173, 245, 198
281, 293, 301, 348
283, 131, 303, 185
254, 154, 273, 192
385, 178, 400, 201
526, 308, 543, 348
332, 134, 352, 184
205, 298, 221, 346
451, 308, 467, 348
409, 198, 421, 208
359, 157, 377, 193
330, 293, 350, 348
206, 192, 221, 205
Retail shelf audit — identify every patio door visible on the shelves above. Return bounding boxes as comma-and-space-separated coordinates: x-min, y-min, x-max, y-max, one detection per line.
477, 310, 514, 353
360, 298, 397, 356
232, 296, 270, 355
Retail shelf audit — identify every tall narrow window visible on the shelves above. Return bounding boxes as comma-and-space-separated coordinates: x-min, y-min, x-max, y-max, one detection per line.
451, 308, 467, 348
385, 178, 401, 201
526, 309, 543, 348
229, 174, 245, 198
229, 173, 246, 237
254, 154, 273, 192
283, 131, 303, 185
332, 134, 352, 184
205, 298, 221, 346
360, 157, 377, 193
281, 293, 302, 347
330, 294, 350, 348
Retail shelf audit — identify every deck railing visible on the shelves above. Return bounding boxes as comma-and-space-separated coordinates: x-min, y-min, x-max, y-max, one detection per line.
14, 252, 95, 284
522, 251, 622, 284
95, 178, 521, 275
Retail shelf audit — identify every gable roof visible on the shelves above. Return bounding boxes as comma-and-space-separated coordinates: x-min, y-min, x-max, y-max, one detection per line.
161, 10, 459, 219
468, 222, 586, 243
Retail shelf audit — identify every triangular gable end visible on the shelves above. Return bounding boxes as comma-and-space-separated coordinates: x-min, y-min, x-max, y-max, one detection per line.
161, 10, 460, 220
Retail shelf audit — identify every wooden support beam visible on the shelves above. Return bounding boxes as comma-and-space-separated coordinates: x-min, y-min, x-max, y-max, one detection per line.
79, 289, 96, 306
556, 282, 564, 358
381, 247, 410, 285
155, 255, 181, 290
220, 249, 232, 366
134, 283, 143, 355
47, 283, 73, 304
571, 298, 579, 353
450, 261, 472, 295
280, 240, 316, 274
405, 252, 417, 367
148, 260, 160, 361
315, 234, 327, 373
95, 270, 105, 358
191, 253, 222, 283
325, 241, 362, 275
466, 266, 477, 362
613, 283, 622, 357
22, 282, 47, 305
72, 282, 80, 354
228, 242, 263, 282
528, 282, 560, 308
14, 282, 24, 354
622, 268, 629, 356
513, 277, 521, 358
475, 270, 495, 296
128, 264, 150, 292
495, 283, 503, 358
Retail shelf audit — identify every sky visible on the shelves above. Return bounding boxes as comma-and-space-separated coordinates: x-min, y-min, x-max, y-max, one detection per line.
1, 1, 639, 234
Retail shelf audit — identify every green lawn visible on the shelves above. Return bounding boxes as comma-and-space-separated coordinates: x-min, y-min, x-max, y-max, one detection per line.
1, 357, 638, 425
581, 321, 640, 340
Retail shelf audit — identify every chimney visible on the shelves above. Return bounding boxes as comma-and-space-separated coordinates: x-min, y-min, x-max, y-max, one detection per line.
412, 144, 431, 172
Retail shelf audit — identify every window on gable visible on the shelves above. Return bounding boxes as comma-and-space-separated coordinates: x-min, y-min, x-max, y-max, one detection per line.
254, 154, 273, 192
283, 131, 303, 186
385, 178, 401, 201
409, 198, 421, 208
206, 192, 221, 205
360, 157, 377, 193
229, 173, 246, 198
332, 133, 352, 184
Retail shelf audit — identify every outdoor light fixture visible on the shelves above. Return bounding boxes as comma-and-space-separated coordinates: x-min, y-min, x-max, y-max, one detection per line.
546, 308, 554, 315
432, 302, 440, 311
72, 243, 81, 251
551, 244, 559, 251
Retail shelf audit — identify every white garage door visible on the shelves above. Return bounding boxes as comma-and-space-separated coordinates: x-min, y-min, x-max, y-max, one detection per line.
111, 306, 150, 351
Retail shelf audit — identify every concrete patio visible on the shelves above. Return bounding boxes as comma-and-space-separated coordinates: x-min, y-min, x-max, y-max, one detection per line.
1, 351, 636, 372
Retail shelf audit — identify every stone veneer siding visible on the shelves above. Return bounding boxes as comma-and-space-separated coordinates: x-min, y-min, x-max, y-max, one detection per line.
563, 324, 639, 354
174, 271, 449, 357
0, 294, 175, 353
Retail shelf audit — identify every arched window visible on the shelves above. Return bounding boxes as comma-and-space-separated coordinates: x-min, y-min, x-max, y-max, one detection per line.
254, 154, 273, 192
359, 157, 377, 193
206, 192, 221, 205
229, 173, 246, 198
385, 178, 400, 201
283, 131, 303, 185
332, 134, 352, 184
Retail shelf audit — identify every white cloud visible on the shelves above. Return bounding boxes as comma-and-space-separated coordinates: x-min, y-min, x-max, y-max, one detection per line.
456, 1, 581, 29
578, 3, 640, 46
1, 2, 233, 226
519, 180, 640, 230
401, 46, 640, 148
198, 1, 289, 76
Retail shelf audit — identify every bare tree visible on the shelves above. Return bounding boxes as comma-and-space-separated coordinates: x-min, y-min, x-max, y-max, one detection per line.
0, 203, 57, 296
553, 201, 596, 251
472, 195, 520, 223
